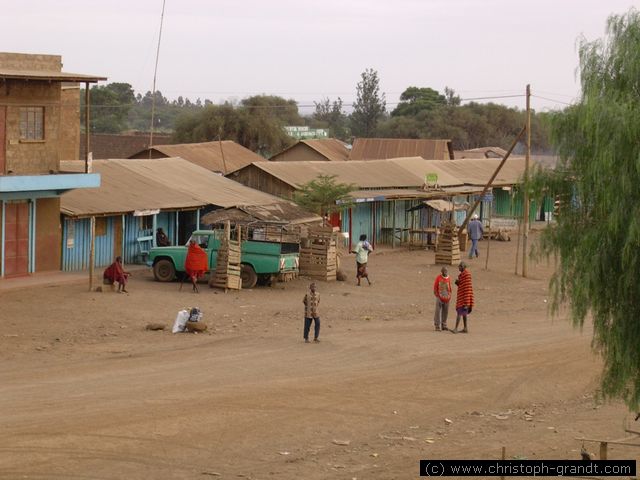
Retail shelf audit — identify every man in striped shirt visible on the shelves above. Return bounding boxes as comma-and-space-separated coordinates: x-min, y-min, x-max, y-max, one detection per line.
452, 262, 474, 334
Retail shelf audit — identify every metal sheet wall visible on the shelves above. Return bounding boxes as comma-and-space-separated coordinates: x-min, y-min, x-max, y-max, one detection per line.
351, 202, 373, 244
62, 216, 117, 271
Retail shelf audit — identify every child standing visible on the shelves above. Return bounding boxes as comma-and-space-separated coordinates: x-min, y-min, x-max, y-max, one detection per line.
303, 283, 321, 343
433, 266, 452, 331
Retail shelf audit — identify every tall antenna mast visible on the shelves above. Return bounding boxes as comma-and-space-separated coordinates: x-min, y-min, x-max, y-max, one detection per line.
149, 0, 166, 154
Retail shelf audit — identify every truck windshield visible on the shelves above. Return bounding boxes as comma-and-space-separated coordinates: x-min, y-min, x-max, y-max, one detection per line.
187, 234, 209, 249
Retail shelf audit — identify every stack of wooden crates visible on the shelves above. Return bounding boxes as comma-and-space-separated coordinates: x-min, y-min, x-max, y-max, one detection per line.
299, 226, 337, 281
210, 222, 242, 291
435, 222, 461, 265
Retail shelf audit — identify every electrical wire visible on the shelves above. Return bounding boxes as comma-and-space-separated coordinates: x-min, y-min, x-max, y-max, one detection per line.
531, 94, 573, 106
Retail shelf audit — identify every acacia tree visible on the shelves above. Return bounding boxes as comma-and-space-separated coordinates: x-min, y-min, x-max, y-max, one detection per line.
350, 68, 386, 137
313, 97, 349, 140
528, 9, 640, 409
293, 175, 355, 215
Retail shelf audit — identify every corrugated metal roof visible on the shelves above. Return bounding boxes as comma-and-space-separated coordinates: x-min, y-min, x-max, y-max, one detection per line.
424, 158, 526, 186
60, 157, 286, 217
300, 139, 350, 161
130, 141, 266, 174
250, 157, 429, 189
0, 69, 106, 82
349, 138, 453, 160
243, 156, 525, 190
455, 146, 508, 159
269, 138, 350, 162
201, 203, 320, 225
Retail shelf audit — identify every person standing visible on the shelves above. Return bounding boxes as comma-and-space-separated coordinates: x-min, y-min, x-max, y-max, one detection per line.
303, 282, 321, 343
184, 240, 208, 293
433, 266, 452, 331
467, 214, 484, 259
352, 234, 373, 286
452, 262, 474, 333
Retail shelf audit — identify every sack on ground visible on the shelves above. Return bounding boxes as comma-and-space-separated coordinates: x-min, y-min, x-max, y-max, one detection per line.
172, 310, 190, 333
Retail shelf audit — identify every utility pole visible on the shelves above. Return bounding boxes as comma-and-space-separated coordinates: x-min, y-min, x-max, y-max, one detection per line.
522, 84, 531, 277
148, 0, 166, 154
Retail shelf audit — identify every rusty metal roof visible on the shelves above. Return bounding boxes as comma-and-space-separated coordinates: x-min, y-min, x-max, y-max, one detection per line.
299, 139, 350, 161
455, 146, 508, 159
130, 141, 266, 174
349, 138, 453, 160
0, 68, 106, 83
242, 156, 525, 190
201, 203, 321, 226
60, 157, 288, 217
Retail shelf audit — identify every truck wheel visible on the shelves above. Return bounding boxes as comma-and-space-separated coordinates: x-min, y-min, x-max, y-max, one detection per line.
241, 264, 258, 289
153, 259, 176, 282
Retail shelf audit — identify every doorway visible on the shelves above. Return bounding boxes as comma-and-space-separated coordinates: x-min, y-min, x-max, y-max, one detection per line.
4, 201, 30, 277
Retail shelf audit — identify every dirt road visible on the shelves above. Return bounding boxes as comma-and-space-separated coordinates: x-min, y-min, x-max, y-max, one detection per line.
0, 233, 635, 479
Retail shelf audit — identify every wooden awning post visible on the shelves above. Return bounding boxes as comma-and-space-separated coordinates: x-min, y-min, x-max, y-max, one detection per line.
84, 82, 90, 173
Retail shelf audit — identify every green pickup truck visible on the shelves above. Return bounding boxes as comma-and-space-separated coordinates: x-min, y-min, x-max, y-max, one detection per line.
148, 230, 300, 288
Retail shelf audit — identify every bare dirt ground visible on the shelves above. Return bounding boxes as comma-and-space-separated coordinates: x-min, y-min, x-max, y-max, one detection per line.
0, 231, 637, 479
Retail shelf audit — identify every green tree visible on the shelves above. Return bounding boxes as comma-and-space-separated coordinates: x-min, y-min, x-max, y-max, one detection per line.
391, 86, 446, 117
350, 68, 386, 137
241, 95, 304, 126
527, 9, 640, 409
313, 97, 349, 140
293, 175, 355, 215
81, 82, 135, 133
173, 102, 294, 156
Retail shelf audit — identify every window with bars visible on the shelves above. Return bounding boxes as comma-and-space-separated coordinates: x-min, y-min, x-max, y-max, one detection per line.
19, 107, 44, 140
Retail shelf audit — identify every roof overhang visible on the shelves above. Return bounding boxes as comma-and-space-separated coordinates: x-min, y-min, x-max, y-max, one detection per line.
0, 70, 107, 83
0, 173, 100, 199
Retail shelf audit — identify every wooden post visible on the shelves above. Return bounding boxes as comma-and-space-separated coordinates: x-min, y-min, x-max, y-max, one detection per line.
219, 129, 228, 175
522, 84, 531, 277
599, 441, 608, 460
515, 213, 523, 275
484, 199, 492, 270
392, 200, 397, 249
84, 83, 90, 173
89, 216, 95, 291
501, 446, 506, 480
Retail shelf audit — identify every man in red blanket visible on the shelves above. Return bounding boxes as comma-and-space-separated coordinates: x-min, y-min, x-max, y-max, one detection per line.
103, 256, 131, 293
185, 240, 208, 293
452, 261, 474, 334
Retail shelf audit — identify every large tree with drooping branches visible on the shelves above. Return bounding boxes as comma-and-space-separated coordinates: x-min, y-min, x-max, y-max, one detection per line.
528, 8, 640, 409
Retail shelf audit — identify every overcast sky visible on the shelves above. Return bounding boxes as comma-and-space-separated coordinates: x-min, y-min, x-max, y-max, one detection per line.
2, 0, 639, 113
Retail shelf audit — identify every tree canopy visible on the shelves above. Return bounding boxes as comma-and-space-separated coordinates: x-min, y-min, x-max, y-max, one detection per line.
293, 175, 355, 215
528, 8, 640, 409
350, 68, 386, 138
173, 97, 296, 156
391, 86, 446, 117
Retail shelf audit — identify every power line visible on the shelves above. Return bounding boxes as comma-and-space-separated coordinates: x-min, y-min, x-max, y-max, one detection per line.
532, 94, 573, 106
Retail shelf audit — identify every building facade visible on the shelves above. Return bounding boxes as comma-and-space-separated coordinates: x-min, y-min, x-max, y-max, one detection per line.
0, 52, 102, 278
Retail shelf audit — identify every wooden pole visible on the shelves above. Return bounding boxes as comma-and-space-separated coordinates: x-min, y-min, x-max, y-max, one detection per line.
599, 441, 608, 460
89, 216, 95, 291
522, 84, 531, 277
515, 212, 523, 275
500, 446, 506, 480
460, 125, 526, 233
219, 128, 228, 175
392, 200, 397, 249
484, 199, 492, 270
84, 83, 90, 173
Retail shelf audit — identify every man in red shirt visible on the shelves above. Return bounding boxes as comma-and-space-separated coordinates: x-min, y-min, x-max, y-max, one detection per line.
433, 266, 452, 331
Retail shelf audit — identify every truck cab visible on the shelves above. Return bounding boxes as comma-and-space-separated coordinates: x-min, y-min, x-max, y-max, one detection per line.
149, 229, 299, 288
